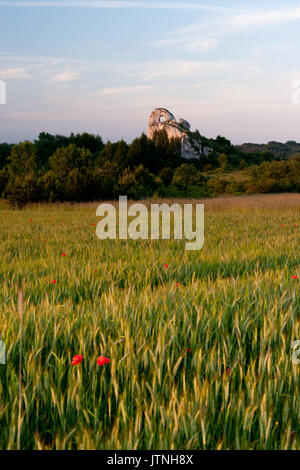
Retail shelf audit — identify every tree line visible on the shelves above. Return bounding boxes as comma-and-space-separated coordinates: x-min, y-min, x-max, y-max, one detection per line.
0, 130, 299, 208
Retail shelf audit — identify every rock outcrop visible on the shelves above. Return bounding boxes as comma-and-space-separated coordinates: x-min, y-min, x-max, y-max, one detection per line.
147, 108, 211, 159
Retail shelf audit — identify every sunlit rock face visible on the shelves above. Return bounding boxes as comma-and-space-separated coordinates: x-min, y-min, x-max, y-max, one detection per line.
147, 108, 210, 159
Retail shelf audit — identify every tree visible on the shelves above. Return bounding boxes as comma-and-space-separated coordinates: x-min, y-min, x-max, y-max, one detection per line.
0, 143, 12, 170
7, 141, 38, 177
217, 153, 228, 170
4, 174, 40, 208
71, 132, 104, 154
118, 164, 156, 199
0, 168, 8, 196
49, 144, 92, 178
172, 163, 202, 189
159, 167, 174, 186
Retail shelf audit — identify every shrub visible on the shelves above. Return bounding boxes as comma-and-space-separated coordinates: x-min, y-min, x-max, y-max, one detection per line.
4, 174, 40, 208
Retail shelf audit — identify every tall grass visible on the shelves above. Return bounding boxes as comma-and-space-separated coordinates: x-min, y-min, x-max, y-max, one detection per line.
0, 194, 299, 449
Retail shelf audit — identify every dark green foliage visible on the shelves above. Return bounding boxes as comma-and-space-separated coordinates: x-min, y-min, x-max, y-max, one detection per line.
1, 130, 300, 208
49, 143, 93, 177
118, 164, 157, 200
0, 168, 9, 196
34, 132, 104, 169
3, 174, 40, 209
7, 141, 38, 177
0, 143, 12, 170
159, 167, 174, 186
237, 140, 300, 159
247, 160, 300, 193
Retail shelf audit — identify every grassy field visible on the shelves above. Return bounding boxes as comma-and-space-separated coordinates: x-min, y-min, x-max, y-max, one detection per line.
0, 194, 299, 450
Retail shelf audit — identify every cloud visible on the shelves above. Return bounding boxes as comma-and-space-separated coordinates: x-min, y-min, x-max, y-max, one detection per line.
0, 1, 220, 11
99, 85, 153, 95
151, 6, 300, 53
52, 71, 80, 82
0, 67, 31, 79
0, 52, 84, 83
128, 58, 261, 81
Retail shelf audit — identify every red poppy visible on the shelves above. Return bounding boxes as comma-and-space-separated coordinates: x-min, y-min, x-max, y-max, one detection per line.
97, 356, 111, 366
292, 275, 298, 280
61, 253, 66, 257
72, 354, 83, 365
164, 264, 168, 269
187, 348, 192, 353
92, 223, 97, 226
28, 219, 32, 223
52, 280, 57, 284
176, 283, 179, 287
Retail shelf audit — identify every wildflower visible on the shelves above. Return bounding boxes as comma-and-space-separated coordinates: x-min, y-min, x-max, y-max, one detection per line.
227, 367, 231, 374
61, 253, 66, 257
97, 356, 111, 366
52, 280, 57, 284
28, 219, 32, 223
292, 275, 298, 280
164, 264, 168, 269
187, 348, 192, 353
72, 354, 83, 365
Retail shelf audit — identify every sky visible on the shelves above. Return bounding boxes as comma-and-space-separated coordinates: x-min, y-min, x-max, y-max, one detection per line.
1, 0, 300, 144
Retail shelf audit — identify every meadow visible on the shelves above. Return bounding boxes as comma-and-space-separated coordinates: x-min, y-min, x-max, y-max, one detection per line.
0, 194, 299, 450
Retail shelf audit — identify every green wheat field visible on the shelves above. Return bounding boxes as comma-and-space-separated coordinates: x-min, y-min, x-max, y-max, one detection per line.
0, 194, 299, 450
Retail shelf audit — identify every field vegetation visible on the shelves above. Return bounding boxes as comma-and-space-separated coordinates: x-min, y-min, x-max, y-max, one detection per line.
0, 194, 299, 449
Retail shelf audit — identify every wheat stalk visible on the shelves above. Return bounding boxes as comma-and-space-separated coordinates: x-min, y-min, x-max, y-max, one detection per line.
17, 281, 24, 451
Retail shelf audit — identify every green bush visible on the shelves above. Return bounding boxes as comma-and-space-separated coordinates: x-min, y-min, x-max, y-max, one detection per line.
4, 174, 40, 208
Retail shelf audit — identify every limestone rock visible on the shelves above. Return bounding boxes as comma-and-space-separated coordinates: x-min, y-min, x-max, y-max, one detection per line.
147, 107, 211, 159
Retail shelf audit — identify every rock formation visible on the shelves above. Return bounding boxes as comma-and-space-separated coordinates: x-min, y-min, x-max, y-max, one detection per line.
147, 108, 211, 159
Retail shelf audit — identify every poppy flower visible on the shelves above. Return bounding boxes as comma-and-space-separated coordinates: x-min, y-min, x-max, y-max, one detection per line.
292, 275, 298, 280
61, 253, 66, 257
72, 354, 83, 365
92, 223, 97, 226
28, 219, 32, 223
176, 283, 179, 287
52, 280, 57, 284
164, 264, 168, 269
97, 355, 111, 366
187, 348, 192, 353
